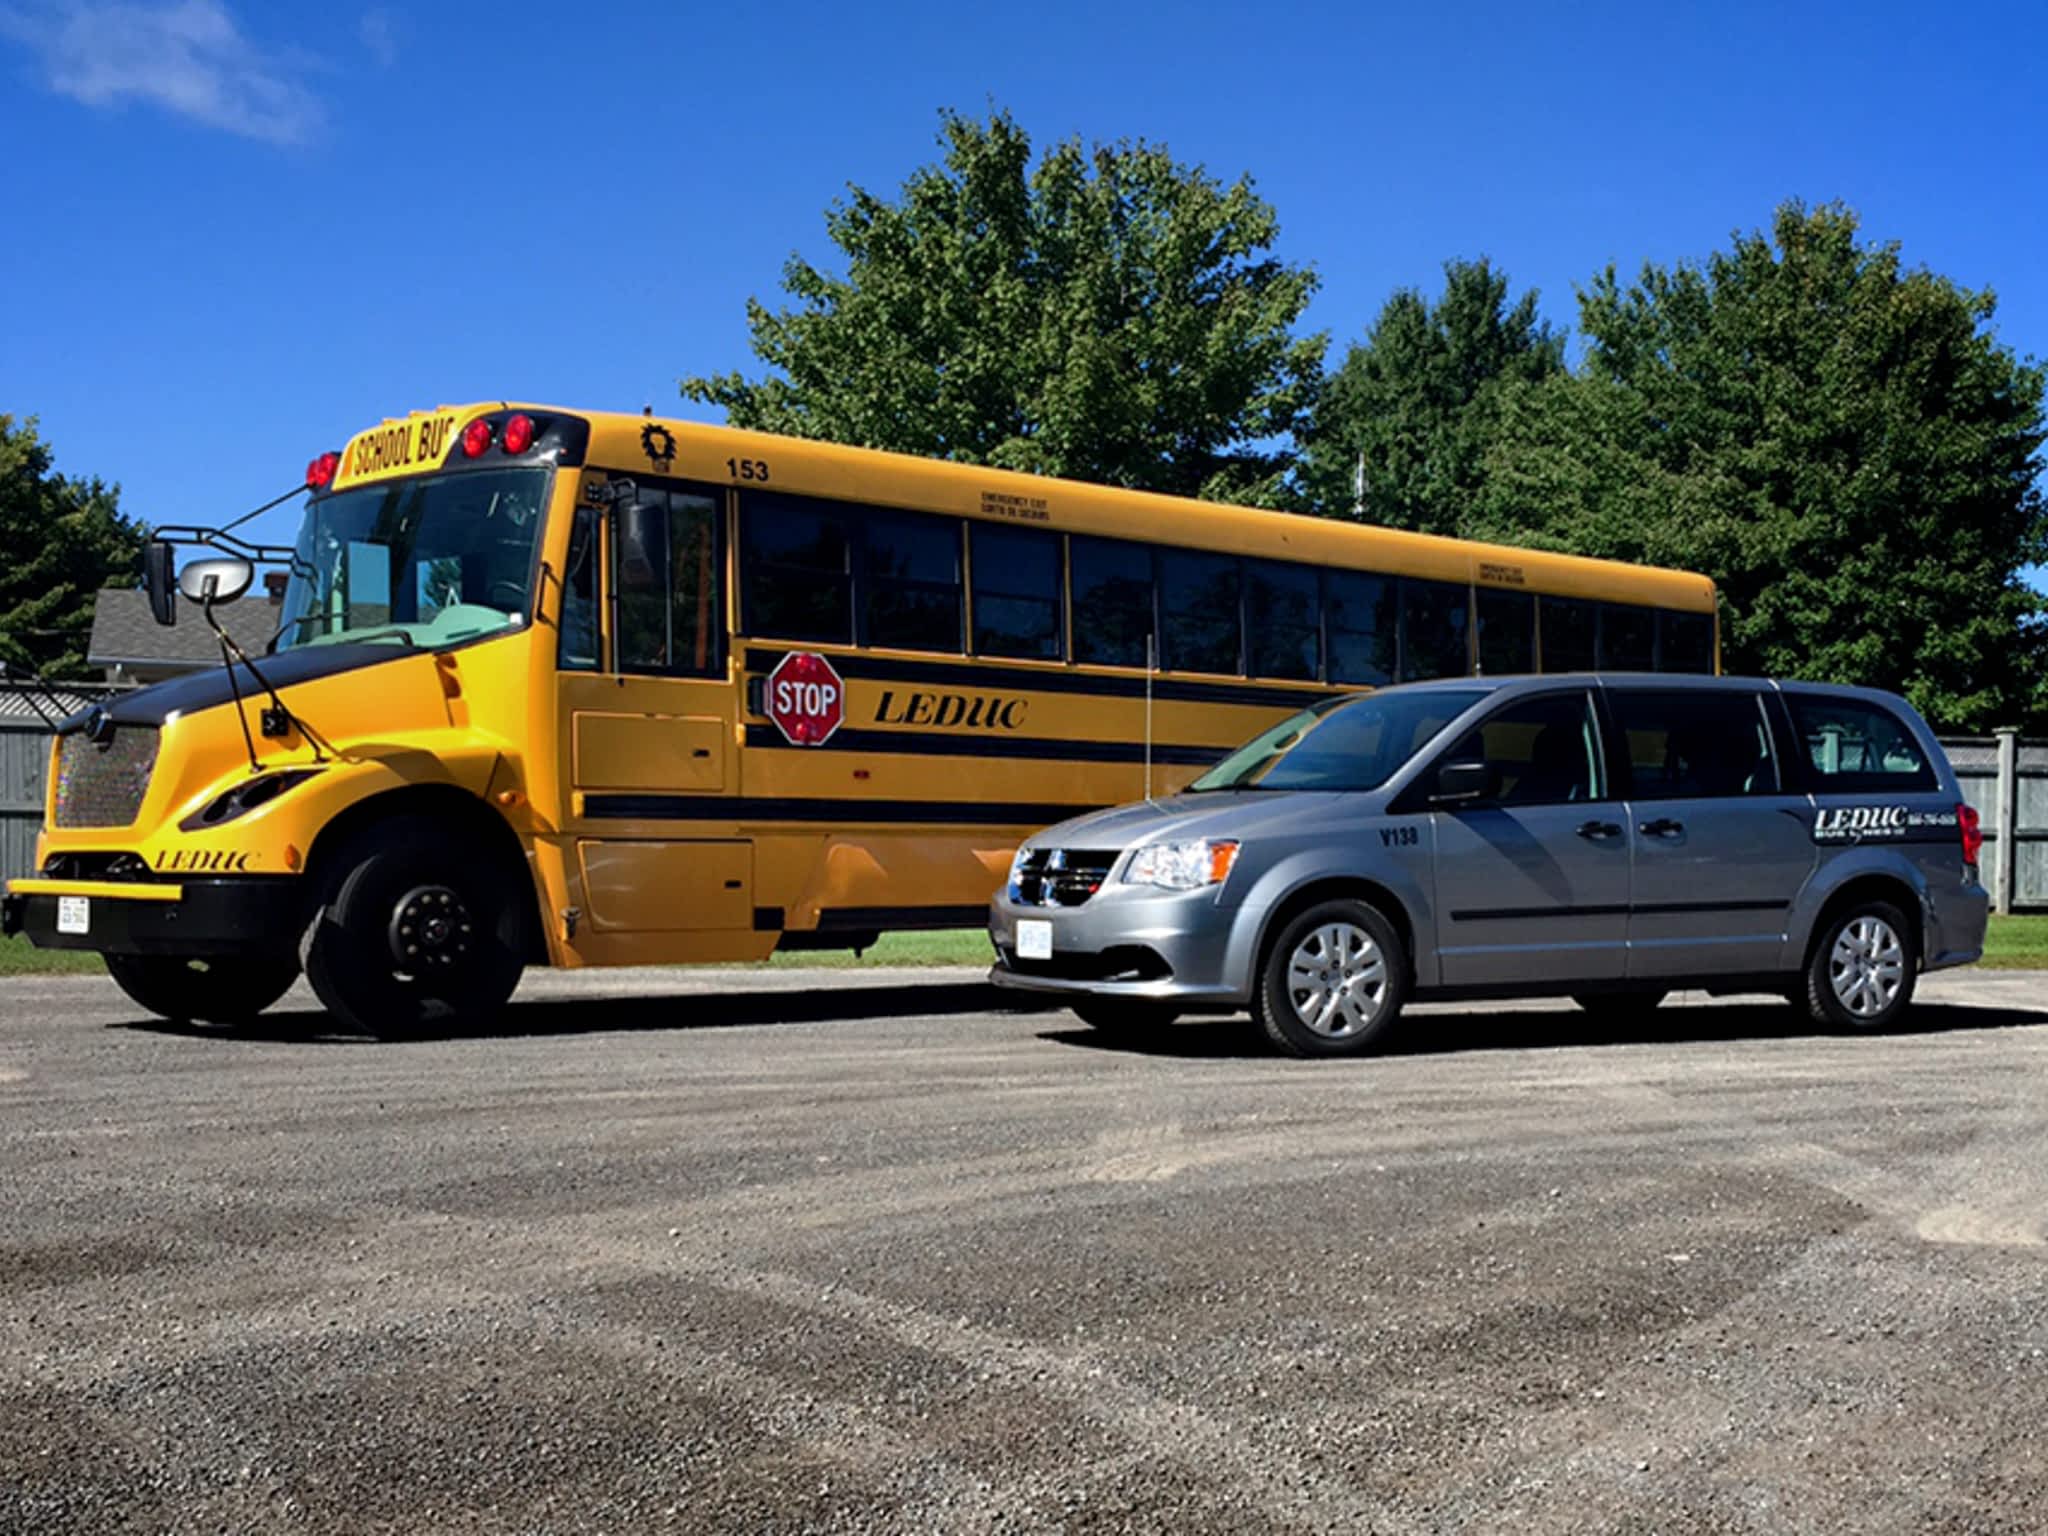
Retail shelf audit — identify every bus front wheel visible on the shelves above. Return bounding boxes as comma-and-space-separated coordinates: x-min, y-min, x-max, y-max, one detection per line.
105, 952, 300, 1025
301, 816, 525, 1036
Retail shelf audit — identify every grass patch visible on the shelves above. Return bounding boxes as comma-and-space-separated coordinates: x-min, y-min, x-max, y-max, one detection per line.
0, 934, 105, 977
763, 928, 992, 969
1981, 913, 2048, 970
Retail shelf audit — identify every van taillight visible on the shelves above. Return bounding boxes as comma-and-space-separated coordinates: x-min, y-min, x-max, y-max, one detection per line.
1958, 802, 1983, 867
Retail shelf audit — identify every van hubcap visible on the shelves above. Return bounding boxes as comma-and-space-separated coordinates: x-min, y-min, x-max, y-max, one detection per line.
1286, 922, 1387, 1038
1829, 915, 1904, 1018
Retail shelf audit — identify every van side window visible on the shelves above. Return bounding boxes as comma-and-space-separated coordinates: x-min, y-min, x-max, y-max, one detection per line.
1785, 695, 1936, 791
1610, 690, 1780, 799
970, 523, 1062, 659
1442, 691, 1602, 805
614, 484, 722, 676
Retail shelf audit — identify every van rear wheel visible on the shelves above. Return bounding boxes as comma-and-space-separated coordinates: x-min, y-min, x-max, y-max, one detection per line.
1254, 899, 1409, 1058
1804, 900, 1917, 1031
105, 952, 299, 1024
301, 816, 525, 1036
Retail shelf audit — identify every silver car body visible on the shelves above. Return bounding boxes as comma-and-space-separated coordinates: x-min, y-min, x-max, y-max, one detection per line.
988, 675, 1988, 1008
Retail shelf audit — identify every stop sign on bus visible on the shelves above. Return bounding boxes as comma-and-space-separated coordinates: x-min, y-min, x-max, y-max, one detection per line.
765, 652, 846, 745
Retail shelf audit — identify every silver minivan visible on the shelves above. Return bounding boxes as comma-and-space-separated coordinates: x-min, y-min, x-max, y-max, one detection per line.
988, 675, 1989, 1056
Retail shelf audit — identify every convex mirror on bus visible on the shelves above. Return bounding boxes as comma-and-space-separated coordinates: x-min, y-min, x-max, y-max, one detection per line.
177, 555, 256, 607
144, 540, 177, 627
1432, 760, 1496, 805
614, 492, 668, 593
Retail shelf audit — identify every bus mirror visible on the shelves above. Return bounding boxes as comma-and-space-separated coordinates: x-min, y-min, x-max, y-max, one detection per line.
178, 555, 256, 607
615, 496, 667, 593
144, 540, 177, 627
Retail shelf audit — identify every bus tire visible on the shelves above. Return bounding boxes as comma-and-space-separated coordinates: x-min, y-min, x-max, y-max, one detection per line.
301, 816, 525, 1036
1070, 997, 1180, 1033
1253, 898, 1408, 1058
105, 952, 300, 1025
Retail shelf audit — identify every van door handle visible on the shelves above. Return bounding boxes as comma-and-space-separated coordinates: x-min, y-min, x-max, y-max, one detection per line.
1576, 820, 1623, 840
1639, 817, 1685, 837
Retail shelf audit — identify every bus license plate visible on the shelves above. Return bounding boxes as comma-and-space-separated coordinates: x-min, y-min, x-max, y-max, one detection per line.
56, 896, 90, 935
1016, 920, 1052, 961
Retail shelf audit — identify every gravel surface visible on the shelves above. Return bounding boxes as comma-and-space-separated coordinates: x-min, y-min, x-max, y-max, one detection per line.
3, 967, 2048, 1534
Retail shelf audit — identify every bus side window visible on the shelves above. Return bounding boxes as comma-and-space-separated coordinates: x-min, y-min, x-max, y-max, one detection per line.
1400, 577, 1471, 681
558, 504, 599, 671
1158, 549, 1242, 675
1476, 588, 1535, 676
1539, 596, 1596, 672
1246, 561, 1318, 681
862, 508, 963, 653
1600, 602, 1656, 671
1326, 570, 1394, 685
615, 485, 722, 676
971, 524, 1062, 660
1660, 610, 1715, 673
1070, 536, 1155, 668
741, 492, 853, 645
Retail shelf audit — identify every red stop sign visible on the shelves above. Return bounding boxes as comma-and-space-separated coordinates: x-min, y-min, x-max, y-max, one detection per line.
765, 651, 846, 746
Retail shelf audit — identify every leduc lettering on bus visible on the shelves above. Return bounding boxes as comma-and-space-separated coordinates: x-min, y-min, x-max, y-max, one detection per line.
874, 690, 1029, 730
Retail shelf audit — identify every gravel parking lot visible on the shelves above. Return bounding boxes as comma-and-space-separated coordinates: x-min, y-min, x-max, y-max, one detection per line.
4, 966, 2048, 1534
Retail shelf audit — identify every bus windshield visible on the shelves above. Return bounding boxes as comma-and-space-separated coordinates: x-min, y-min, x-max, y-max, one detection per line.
1187, 688, 1486, 793
276, 468, 550, 651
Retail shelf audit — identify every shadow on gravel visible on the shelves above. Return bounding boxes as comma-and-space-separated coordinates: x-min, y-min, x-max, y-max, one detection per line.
1042, 1000, 2048, 1061
109, 981, 1062, 1045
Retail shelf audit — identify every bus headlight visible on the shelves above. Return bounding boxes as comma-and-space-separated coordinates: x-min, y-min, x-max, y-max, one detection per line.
1122, 839, 1240, 891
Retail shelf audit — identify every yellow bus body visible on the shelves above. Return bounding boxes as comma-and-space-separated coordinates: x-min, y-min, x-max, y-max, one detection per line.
6, 403, 1718, 1021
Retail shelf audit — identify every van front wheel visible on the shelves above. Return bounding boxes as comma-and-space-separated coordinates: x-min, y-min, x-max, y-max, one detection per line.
1254, 899, 1409, 1058
301, 816, 525, 1036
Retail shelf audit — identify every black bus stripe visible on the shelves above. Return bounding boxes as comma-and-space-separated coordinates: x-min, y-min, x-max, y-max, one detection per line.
584, 795, 1107, 825
740, 724, 1226, 766
742, 647, 1340, 710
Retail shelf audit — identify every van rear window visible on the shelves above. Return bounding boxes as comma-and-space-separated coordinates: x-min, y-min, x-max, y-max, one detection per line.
1784, 695, 1936, 792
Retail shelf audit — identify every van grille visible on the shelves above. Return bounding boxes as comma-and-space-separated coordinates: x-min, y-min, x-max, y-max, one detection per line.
1012, 848, 1118, 907
53, 727, 159, 829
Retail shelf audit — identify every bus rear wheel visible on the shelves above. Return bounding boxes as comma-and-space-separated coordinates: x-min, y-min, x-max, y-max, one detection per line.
105, 952, 300, 1025
301, 816, 525, 1036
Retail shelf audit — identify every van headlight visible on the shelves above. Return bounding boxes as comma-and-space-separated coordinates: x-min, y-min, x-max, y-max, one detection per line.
1122, 839, 1240, 890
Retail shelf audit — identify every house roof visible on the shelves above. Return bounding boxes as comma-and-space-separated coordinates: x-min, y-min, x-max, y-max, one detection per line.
88, 588, 282, 670
0, 684, 101, 721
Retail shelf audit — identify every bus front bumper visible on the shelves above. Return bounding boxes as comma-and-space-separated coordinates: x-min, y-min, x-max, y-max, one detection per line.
1, 877, 306, 957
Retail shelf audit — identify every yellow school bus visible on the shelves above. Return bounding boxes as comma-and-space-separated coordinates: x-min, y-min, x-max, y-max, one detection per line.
0, 403, 1718, 1030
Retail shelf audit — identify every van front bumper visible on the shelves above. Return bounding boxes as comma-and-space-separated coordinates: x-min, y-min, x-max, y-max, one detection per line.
2, 877, 305, 957
987, 888, 1254, 1008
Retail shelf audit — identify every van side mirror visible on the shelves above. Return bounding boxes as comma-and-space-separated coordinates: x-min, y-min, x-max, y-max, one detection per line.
144, 540, 177, 627
1431, 760, 1496, 805
177, 555, 255, 607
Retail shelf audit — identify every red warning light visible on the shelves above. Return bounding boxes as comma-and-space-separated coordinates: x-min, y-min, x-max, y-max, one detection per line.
304, 451, 340, 489
462, 419, 494, 458
502, 413, 535, 455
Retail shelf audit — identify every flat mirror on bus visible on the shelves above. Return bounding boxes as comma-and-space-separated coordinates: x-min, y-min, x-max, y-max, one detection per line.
176, 554, 254, 607
145, 539, 177, 626
1431, 760, 1496, 805
342, 540, 392, 629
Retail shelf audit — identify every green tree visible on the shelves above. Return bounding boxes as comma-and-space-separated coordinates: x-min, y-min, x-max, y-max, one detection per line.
1471, 203, 2047, 730
1299, 258, 1563, 531
684, 109, 1324, 505
0, 415, 149, 680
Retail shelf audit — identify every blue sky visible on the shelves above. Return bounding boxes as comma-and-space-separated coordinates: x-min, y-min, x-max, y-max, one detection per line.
3, 0, 2043, 580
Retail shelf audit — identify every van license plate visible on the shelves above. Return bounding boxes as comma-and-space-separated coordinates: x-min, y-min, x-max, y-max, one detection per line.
56, 896, 90, 935
1016, 920, 1052, 960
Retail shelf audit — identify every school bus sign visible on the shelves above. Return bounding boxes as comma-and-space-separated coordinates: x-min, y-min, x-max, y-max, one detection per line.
766, 652, 845, 746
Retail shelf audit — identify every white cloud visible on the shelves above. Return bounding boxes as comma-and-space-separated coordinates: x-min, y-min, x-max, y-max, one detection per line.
357, 7, 394, 68
0, 0, 323, 144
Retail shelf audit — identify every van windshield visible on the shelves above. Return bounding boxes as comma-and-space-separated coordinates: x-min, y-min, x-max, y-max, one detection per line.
1189, 690, 1486, 792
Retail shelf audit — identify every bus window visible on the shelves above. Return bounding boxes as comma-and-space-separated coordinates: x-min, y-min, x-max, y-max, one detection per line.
1660, 610, 1715, 673
1247, 561, 1319, 681
1401, 578, 1471, 680
742, 492, 853, 645
863, 508, 962, 653
1539, 596, 1596, 672
1600, 602, 1656, 671
1326, 570, 1394, 685
1158, 549, 1242, 674
616, 485, 721, 675
558, 503, 599, 671
1070, 536, 1155, 668
970, 523, 1062, 660
1476, 588, 1535, 676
